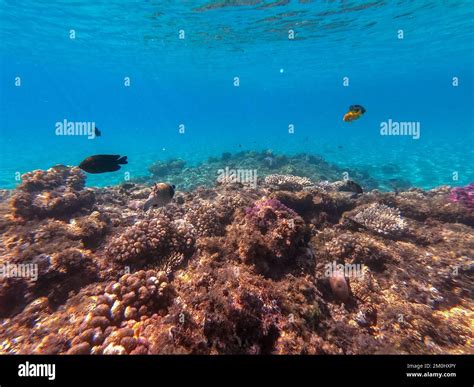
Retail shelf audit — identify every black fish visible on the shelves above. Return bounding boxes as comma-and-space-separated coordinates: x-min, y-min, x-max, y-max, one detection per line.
94, 126, 101, 137
79, 154, 127, 174
349, 104, 366, 114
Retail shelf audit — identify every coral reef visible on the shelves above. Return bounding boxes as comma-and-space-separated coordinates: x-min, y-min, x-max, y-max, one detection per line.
227, 198, 311, 277
148, 159, 186, 178
449, 183, 474, 211
66, 270, 174, 355
0, 161, 472, 355
264, 174, 313, 191
184, 199, 225, 237
346, 203, 406, 237
106, 214, 196, 271
134, 151, 379, 191
10, 165, 95, 219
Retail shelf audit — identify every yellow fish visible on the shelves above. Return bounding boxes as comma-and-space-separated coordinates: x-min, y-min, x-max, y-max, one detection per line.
343, 105, 366, 122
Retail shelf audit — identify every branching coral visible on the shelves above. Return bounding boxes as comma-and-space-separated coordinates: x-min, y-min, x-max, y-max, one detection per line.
184, 200, 225, 237
264, 174, 313, 191
347, 203, 406, 236
106, 214, 195, 272
10, 166, 94, 219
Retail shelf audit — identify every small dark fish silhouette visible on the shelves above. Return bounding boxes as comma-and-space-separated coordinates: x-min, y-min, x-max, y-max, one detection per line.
94, 126, 101, 137
143, 183, 175, 211
79, 154, 127, 174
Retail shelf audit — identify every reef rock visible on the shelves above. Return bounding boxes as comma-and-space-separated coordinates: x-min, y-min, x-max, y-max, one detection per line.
10, 166, 94, 219
228, 198, 311, 276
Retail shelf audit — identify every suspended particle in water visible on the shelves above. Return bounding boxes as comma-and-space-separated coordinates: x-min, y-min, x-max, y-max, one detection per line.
14, 77, 21, 87
69, 29, 76, 39
343, 76, 349, 87
288, 124, 294, 134
124, 77, 131, 87
452, 76, 459, 87
397, 29, 404, 39
280, 68, 284, 74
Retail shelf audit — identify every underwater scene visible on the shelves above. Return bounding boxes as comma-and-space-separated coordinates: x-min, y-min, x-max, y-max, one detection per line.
0, 0, 473, 355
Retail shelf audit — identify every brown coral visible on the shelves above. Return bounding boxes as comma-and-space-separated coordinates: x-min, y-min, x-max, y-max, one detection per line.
227, 198, 311, 276
10, 166, 94, 219
106, 214, 195, 272
67, 270, 174, 355
184, 199, 225, 237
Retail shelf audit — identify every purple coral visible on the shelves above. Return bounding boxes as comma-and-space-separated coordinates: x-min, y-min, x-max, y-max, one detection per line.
449, 183, 474, 211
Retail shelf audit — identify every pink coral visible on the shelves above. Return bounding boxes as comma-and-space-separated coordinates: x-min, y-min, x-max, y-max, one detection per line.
449, 183, 474, 211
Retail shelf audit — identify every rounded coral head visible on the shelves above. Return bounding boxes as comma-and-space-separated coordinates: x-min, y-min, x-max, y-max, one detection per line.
329, 271, 350, 302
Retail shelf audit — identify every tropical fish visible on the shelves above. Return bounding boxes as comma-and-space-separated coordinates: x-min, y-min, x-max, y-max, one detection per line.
143, 183, 175, 211
343, 104, 366, 122
79, 154, 127, 174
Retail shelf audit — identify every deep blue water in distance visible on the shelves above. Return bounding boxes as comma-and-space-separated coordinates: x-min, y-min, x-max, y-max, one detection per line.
0, 0, 473, 189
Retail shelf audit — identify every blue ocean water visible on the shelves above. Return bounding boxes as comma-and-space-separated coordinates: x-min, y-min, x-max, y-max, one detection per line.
0, 0, 473, 189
